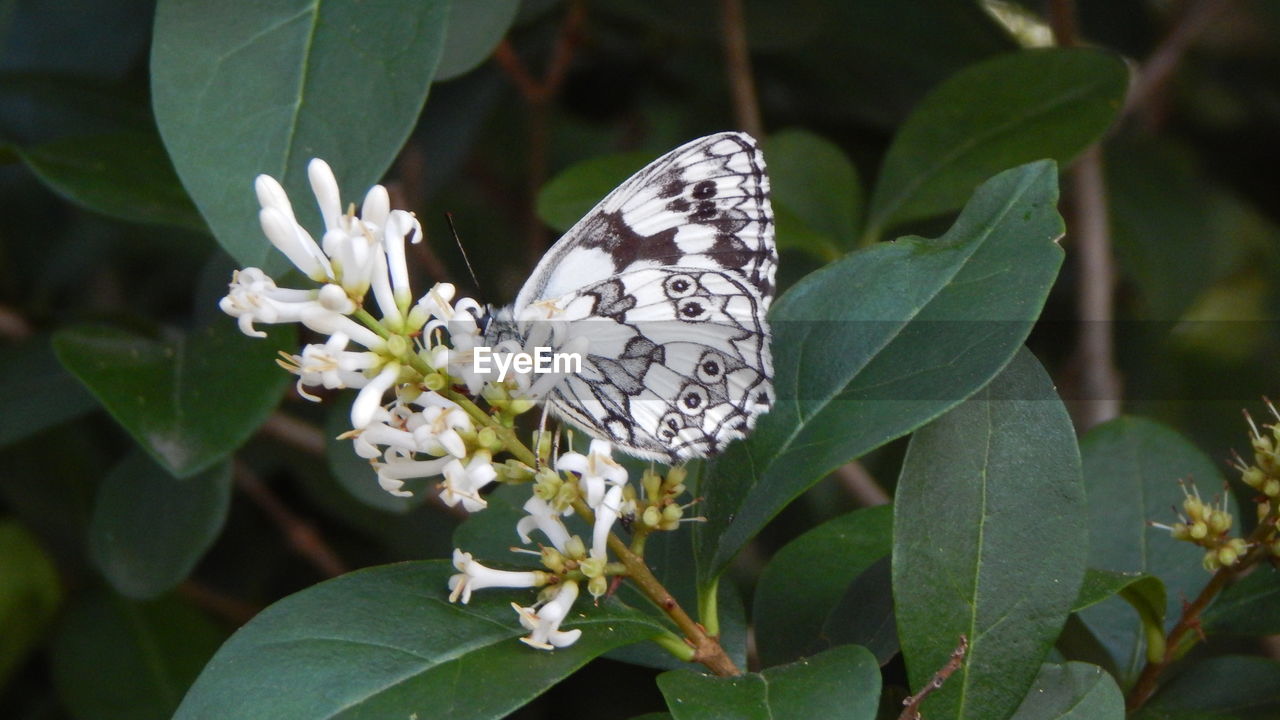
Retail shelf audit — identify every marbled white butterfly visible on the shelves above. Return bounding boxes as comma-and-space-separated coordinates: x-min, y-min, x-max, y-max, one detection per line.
484, 132, 776, 462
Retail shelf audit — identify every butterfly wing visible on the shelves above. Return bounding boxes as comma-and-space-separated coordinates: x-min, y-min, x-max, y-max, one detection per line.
542, 266, 773, 462
513, 132, 775, 313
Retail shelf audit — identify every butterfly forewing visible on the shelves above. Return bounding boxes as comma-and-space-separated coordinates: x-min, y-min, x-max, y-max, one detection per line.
491, 131, 775, 461
513, 133, 776, 311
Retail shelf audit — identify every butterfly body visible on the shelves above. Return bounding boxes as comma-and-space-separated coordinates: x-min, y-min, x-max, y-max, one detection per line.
485, 132, 776, 462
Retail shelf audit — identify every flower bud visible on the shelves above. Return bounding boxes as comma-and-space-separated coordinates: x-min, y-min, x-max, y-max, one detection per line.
642, 469, 663, 502
422, 372, 447, 391
1217, 544, 1240, 567
1189, 522, 1208, 540
509, 397, 536, 415
1266, 478, 1280, 498
588, 575, 608, 599
565, 535, 587, 560
1171, 523, 1191, 541
1209, 509, 1233, 534
579, 556, 605, 579
664, 465, 687, 491
642, 505, 662, 529
1203, 550, 1222, 572
1243, 466, 1267, 489
541, 547, 566, 574
1183, 497, 1207, 522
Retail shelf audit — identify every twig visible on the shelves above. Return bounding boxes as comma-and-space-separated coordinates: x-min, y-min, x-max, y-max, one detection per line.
1125, 0, 1236, 127
1048, 0, 1122, 430
899, 635, 969, 720
492, 2, 587, 266
1069, 145, 1122, 430
260, 412, 327, 456
177, 580, 262, 626
716, 0, 764, 138
836, 461, 890, 507
0, 304, 32, 340
232, 460, 349, 578
1126, 508, 1277, 710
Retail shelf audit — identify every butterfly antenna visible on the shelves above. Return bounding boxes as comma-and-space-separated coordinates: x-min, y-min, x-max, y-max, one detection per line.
445, 212, 482, 291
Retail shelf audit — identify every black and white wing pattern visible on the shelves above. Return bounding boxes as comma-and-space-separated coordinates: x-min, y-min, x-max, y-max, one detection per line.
490, 132, 775, 462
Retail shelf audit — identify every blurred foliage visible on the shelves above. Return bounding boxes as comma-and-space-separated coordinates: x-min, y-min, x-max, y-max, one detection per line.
1, 0, 1279, 718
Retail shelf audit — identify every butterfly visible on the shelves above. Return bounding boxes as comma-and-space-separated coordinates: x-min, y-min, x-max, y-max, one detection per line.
483, 132, 776, 463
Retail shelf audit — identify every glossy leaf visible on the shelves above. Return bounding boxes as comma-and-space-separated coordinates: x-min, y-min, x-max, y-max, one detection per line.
764, 129, 863, 258
0, 335, 96, 447
754, 505, 892, 667
697, 160, 1064, 584
894, 349, 1086, 720
0, 521, 62, 687
436, 0, 520, 81
89, 451, 231, 599
1203, 567, 1280, 636
657, 645, 880, 720
51, 592, 224, 720
175, 561, 666, 719
1072, 569, 1165, 615
18, 131, 206, 232
151, 0, 449, 269
819, 557, 898, 665
1076, 416, 1230, 686
865, 48, 1127, 240
536, 151, 653, 232
53, 322, 294, 477
1135, 656, 1280, 719
1009, 663, 1124, 720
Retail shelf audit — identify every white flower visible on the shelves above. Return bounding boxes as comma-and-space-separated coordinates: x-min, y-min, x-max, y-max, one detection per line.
448, 549, 546, 604
374, 450, 451, 497
255, 174, 332, 282
557, 440, 628, 508
516, 495, 573, 552
513, 580, 582, 650
591, 484, 624, 561
219, 268, 321, 338
408, 397, 472, 459
350, 362, 401, 429
439, 452, 497, 512
278, 332, 378, 400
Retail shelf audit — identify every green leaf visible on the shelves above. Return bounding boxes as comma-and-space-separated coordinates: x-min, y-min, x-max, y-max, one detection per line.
436, 0, 520, 81
51, 592, 224, 720
151, 0, 450, 269
657, 645, 880, 720
819, 556, 898, 665
0, 335, 96, 447
0, 521, 62, 688
1009, 663, 1124, 720
175, 561, 667, 719
1203, 567, 1280, 636
865, 48, 1127, 240
52, 322, 294, 477
893, 349, 1086, 720
1072, 569, 1165, 615
754, 505, 892, 667
764, 129, 863, 258
1135, 656, 1280, 720
697, 160, 1064, 584
89, 451, 231, 599
536, 151, 653, 232
1076, 416, 1230, 686
17, 131, 206, 232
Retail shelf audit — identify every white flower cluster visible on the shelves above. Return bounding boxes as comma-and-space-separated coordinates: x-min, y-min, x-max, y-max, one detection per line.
449, 439, 633, 650
219, 159, 500, 506
221, 159, 646, 652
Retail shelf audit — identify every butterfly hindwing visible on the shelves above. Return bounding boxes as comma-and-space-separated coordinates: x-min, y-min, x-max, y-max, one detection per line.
543, 267, 772, 462
513, 132, 776, 312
